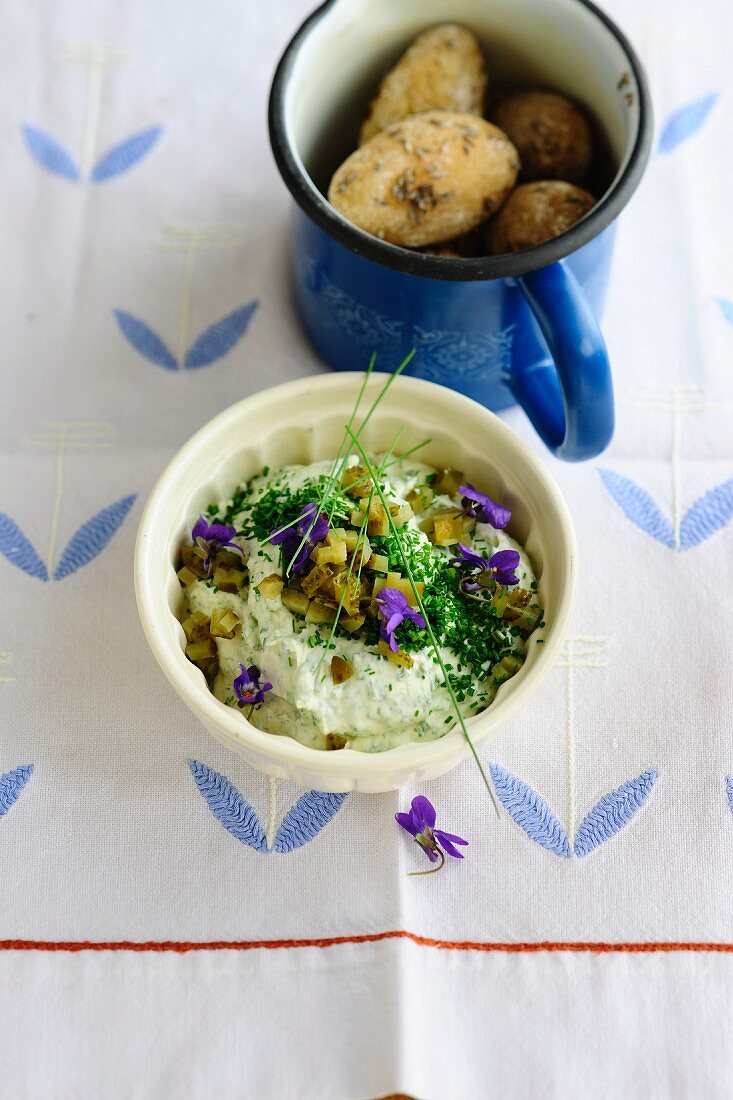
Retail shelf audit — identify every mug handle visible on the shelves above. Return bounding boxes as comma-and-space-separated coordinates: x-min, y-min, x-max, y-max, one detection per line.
509, 260, 614, 462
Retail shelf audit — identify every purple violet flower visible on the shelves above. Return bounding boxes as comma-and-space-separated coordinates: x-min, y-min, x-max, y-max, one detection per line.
451, 543, 521, 589
233, 664, 273, 708
487, 549, 521, 587
269, 502, 329, 574
458, 483, 511, 529
450, 543, 487, 573
375, 587, 426, 652
396, 795, 468, 874
190, 516, 242, 576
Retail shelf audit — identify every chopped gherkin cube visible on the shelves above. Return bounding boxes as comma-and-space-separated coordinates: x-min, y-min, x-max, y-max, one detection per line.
213, 563, 246, 593
490, 585, 508, 616
340, 613, 366, 633
342, 465, 371, 496
373, 573, 424, 607
210, 607, 240, 639
185, 638, 217, 661
366, 500, 389, 537
177, 565, 199, 587
305, 599, 338, 625
181, 611, 210, 642
377, 639, 414, 669
281, 588, 310, 617
433, 468, 464, 496
312, 541, 347, 566
491, 654, 523, 684
432, 514, 464, 546
406, 485, 434, 512
180, 545, 207, 576
257, 572, 283, 599
330, 655, 355, 684
302, 564, 331, 598
365, 553, 389, 573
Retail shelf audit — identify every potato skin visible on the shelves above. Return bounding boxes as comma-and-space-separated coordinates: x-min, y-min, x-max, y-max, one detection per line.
329, 111, 520, 248
359, 24, 487, 145
488, 90, 593, 183
487, 181, 595, 254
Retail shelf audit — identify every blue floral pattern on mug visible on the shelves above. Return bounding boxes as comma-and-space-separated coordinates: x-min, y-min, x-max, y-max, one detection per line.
411, 324, 513, 384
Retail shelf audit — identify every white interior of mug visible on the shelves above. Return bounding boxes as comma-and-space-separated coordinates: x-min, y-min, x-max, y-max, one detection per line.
286, 0, 641, 198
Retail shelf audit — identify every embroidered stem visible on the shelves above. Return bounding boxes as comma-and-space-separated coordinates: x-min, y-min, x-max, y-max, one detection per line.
79, 59, 104, 178
46, 426, 68, 577
556, 636, 610, 850
177, 246, 197, 369
265, 776, 278, 850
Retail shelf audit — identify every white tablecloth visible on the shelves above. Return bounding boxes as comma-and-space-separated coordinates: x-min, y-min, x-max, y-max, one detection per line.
2, 1, 732, 1096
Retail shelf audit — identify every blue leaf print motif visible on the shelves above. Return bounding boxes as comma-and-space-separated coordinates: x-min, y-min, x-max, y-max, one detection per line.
188, 760, 268, 852
658, 93, 718, 153
21, 124, 79, 180
184, 301, 259, 370
0, 765, 33, 819
0, 514, 48, 580
54, 494, 137, 581
726, 777, 733, 814
573, 770, 657, 857
273, 791, 348, 853
715, 298, 733, 325
597, 468, 675, 547
679, 479, 733, 550
114, 310, 178, 371
91, 125, 163, 182
489, 764, 570, 858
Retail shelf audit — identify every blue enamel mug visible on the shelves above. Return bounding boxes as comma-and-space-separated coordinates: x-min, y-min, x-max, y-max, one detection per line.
269, 0, 652, 460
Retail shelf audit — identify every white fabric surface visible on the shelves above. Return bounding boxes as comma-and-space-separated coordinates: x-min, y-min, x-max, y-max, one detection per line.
1, 0, 732, 1097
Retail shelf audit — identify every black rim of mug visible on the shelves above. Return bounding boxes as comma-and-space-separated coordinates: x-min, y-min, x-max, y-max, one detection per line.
268, 0, 653, 282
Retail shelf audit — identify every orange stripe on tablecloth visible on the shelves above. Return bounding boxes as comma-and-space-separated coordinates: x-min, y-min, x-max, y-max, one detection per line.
0, 932, 731, 954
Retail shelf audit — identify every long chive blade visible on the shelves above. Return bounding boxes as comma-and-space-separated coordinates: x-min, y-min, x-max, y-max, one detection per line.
287, 351, 416, 576
345, 428, 501, 817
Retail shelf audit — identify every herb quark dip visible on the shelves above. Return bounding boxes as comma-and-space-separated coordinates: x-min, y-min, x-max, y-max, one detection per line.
176, 455, 542, 753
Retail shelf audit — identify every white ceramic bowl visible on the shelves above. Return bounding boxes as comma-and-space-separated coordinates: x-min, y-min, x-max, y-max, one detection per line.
135, 373, 576, 792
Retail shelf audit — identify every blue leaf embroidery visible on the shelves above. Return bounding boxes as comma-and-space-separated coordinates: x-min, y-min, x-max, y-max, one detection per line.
91, 125, 163, 182
188, 760, 267, 852
0, 765, 33, 819
54, 494, 137, 581
21, 124, 79, 180
597, 468, 675, 547
0, 514, 48, 580
658, 93, 718, 153
490, 764, 570, 858
184, 301, 259, 370
273, 791, 348, 853
727, 777, 733, 814
114, 310, 178, 371
715, 298, 733, 325
574, 770, 658, 857
679, 479, 733, 551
